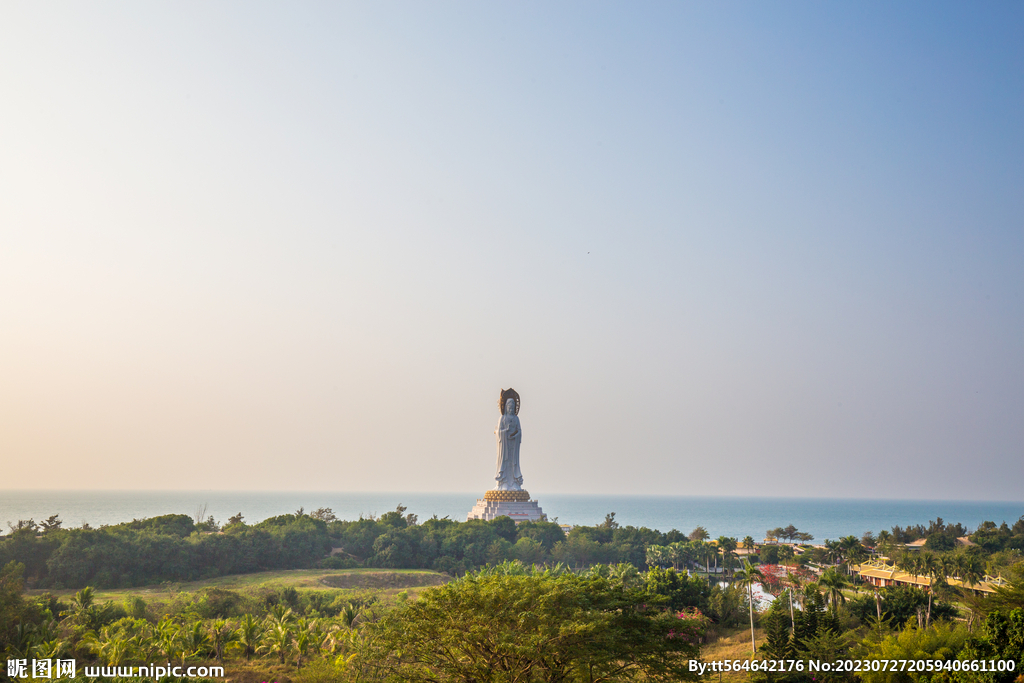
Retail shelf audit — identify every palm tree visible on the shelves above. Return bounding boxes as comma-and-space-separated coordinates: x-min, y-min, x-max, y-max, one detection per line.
261, 623, 293, 665
548, 561, 571, 576
338, 603, 360, 630
785, 569, 803, 633
181, 619, 210, 665
324, 623, 360, 656
328, 628, 361, 669
72, 586, 95, 612
645, 545, 667, 568
956, 553, 984, 595
311, 618, 328, 656
840, 535, 867, 575
68, 587, 103, 630
9, 623, 38, 659
154, 618, 182, 665
268, 605, 296, 626
953, 551, 985, 630
958, 554, 986, 631
717, 537, 738, 578
689, 526, 710, 542
208, 619, 238, 663
703, 541, 718, 575
734, 560, 766, 654
876, 530, 892, 557
31, 637, 70, 661
938, 554, 958, 597
82, 625, 135, 667
743, 536, 755, 552
669, 542, 691, 572
130, 621, 156, 661
897, 551, 920, 582
918, 552, 942, 628
690, 540, 710, 575
824, 540, 843, 567
234, 614, 264, 661
27, 620, 67, 661
872, 585, 884, 623
294, 624, 313, 671
818, 568, 849, 616
608, 563, 640, 588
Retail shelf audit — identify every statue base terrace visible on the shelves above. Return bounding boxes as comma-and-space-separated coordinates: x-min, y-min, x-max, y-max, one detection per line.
484, 489, 531, 502
467, 490, 546, 523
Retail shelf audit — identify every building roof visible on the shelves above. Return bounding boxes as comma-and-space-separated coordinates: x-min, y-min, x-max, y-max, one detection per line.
854, 558, 1006, 594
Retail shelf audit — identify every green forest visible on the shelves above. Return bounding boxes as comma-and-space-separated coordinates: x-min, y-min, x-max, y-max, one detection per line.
0, 507, 683, 589
2, 508, 1023, 682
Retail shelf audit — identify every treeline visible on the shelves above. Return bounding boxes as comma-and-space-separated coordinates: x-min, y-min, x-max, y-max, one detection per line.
0, 513, 333, 589
5, 505, 1023, 590
347, 510, 682, 575
0, 508, 692, 589
887, 516, 1024, 551
970, 519, 1024, 553
889, 517, 972, 544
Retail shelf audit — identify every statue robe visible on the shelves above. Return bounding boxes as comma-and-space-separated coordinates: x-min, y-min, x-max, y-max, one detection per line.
494, 412, 523, 490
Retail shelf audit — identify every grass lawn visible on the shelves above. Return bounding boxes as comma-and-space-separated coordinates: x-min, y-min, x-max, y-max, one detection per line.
26, 568, 451, 603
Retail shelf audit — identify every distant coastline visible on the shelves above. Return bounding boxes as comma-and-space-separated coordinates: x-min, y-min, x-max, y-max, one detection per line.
2, 490, 1021, 542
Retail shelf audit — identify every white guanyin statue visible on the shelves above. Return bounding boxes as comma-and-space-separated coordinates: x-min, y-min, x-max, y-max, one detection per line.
466, 387, 546, 521
494, 388, 524, 491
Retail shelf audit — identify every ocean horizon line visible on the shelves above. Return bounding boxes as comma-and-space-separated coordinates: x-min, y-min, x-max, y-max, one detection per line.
3, 489, 1022, 505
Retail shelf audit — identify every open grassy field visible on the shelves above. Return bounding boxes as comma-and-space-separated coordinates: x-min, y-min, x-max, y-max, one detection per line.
26, 568, 451, 603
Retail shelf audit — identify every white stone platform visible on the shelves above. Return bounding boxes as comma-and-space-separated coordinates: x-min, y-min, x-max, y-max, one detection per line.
467, 492, 546, 522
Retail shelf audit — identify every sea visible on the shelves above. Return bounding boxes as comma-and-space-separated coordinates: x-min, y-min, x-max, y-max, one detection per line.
2, 491, 1021, 542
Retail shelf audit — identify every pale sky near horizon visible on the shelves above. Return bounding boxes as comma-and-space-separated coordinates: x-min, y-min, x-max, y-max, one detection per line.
1, 2, 1021, 501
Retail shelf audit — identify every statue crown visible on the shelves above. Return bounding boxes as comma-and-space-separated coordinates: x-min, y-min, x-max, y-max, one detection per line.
499, 388, 520, 415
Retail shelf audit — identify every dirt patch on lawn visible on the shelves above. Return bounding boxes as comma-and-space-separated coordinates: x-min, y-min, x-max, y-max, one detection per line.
318, 572, 451, 590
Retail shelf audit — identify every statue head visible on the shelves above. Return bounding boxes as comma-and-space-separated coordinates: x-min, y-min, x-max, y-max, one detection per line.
499, 388, 520, 415
505, 398, 516, 415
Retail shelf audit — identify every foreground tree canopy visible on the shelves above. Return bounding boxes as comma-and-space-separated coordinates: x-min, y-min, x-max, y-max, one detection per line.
357, 568, 704, 683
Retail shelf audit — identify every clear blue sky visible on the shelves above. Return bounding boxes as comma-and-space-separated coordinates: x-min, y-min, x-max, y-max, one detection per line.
1, 2, 1021, 500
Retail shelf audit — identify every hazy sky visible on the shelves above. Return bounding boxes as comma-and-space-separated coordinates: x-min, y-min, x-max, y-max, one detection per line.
1, 2, 1021, 500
